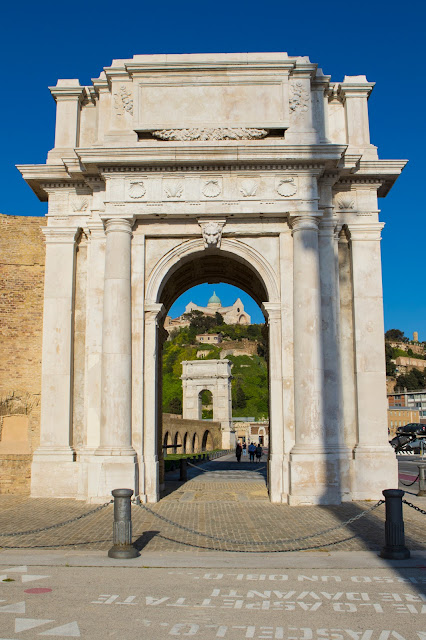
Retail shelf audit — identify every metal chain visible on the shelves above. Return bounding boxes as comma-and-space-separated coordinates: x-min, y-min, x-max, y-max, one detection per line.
154, 532, 360, 554
399, 474, 419, 487
186, 461, 210, 472
133, 500, 384, 547
186, 460, 266, 473
403, 499, 426, 516
0, 500, 113, 538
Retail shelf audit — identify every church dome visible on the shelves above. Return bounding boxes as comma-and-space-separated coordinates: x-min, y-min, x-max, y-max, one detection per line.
207, 291, 221, 307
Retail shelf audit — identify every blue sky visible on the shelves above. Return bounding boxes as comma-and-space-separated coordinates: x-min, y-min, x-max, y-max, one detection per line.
2, 0, 425, 338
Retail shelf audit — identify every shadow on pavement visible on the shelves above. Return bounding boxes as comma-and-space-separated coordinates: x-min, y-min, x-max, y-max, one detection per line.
133, 530, 160, 551
161, 454, 267, 499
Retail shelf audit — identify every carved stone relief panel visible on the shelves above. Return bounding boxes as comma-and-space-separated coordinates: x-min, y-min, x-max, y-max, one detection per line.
162, 179, 184, 200
152, 128, 269, 141
239, 178, 259, 198
199, 220, 226, 249
335, 192, 356, 212
201, 178, 222, 199
275, 176, 298, 198
128, 181, 147, 199
289, 80, 310, 122
114, 84, 134, 116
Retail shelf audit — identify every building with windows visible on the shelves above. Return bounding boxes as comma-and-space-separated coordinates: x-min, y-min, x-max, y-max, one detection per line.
388, 390, 426, 422
196, 333, 222, 344
387, 407, 420, 438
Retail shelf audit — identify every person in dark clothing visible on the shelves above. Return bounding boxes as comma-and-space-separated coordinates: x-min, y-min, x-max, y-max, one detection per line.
235, 442, 242, 462
255, 443, 263, 462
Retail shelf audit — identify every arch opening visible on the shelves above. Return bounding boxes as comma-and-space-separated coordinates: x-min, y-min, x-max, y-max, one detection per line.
202, 430, 213, 451
199, 389, 213, 420
157, 249, 270, 312
156, 248, 272, 500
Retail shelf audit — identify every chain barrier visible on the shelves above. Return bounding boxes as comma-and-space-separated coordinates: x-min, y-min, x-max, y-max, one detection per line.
153, 532, 361, 554
0, 500, 113, 538
403, 499, 426, 516
133, 499, 384, 547
399, 474, 420, 487
186, 460, 266, 473
186, 460, 210, 472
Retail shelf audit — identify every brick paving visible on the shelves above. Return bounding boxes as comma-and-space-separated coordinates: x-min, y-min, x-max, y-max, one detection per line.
0, 454, 425, 554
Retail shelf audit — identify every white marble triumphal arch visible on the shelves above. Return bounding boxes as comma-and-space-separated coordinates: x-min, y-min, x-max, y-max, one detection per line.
18, 52, 406, 504
181, 360, 233, 444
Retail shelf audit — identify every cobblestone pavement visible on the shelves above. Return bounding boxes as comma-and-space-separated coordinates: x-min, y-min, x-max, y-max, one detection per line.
1, 454, 425, 554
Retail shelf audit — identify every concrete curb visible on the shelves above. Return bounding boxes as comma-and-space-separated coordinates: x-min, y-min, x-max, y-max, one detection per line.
1, 549, 426, 569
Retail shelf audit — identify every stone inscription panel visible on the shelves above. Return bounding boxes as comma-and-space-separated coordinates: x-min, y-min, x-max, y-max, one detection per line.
137, 81, 286, 129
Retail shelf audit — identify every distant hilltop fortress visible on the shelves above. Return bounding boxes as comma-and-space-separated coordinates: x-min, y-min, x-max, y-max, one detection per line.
165, 292, 251, 330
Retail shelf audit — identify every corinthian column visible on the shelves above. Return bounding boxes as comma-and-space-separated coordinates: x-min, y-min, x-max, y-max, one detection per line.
262, 302, 285, 503
92, 217, 137, 500
97, 218, 135, 455
348, 223, 397, 499
31, 226, 79, 498
291, 215, 323, 447
289, 214, 330, 504
318, 213, 351, 500
142, 302, 165, 503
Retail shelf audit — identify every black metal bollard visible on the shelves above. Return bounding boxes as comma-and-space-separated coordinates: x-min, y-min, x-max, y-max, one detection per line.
108, 489, 139, 559
418, 463, 426, 497
179, 458, 187, 481
379, 489, 410, 560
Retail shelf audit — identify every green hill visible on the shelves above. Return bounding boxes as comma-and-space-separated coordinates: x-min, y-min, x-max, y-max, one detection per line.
162, 314, 268, 420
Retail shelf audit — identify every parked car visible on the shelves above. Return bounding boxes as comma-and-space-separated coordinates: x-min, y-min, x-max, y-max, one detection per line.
390, 423, 426, 452
396, 423, 426, 436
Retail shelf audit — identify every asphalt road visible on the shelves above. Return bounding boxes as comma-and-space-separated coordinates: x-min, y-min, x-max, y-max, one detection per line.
398, 456, 426, 495
2, 556, 426, 640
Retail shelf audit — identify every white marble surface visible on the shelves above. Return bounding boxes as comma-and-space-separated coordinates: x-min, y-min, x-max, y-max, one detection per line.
20, 52, 406, 503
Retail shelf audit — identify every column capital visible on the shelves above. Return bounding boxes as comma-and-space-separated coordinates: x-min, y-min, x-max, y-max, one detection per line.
85, 221, 106, 239
145, 302, 166, 324
261, 302, 281, 321
289, 214, 321, 232
101, 216, 134, 235
318, 214, 339, 236
49, 81, 86, 103
311, 69, 331, 92
338, 76, 375, 101
347, 222, 384, 242
42, 226, 80, 244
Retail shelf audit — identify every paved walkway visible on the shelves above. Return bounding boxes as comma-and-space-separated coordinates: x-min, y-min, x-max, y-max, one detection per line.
1, 454, 425, 554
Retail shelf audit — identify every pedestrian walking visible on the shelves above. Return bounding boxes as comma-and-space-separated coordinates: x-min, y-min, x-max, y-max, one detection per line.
255, 443, 263, 462
242, 442, 247, 457
235, 442, 242, 462
248, 442, 256, 462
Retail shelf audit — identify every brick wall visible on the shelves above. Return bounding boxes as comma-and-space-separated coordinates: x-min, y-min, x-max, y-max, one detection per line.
0, 214, 46, 493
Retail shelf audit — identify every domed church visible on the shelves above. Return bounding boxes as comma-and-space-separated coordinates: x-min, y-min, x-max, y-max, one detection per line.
165, 292, 251, 329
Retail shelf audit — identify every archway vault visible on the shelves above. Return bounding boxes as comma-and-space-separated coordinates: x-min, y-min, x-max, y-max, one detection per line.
146, 238, 279, 311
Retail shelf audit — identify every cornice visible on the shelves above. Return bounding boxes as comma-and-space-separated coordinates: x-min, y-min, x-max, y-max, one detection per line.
123, 53, 296, 76
338, 77, 375, 100
290, 61, 318, 79
49, 85, 86, 102
16, 164, 84, 201
75, 144, 346, 171
337, 159, 408, 197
